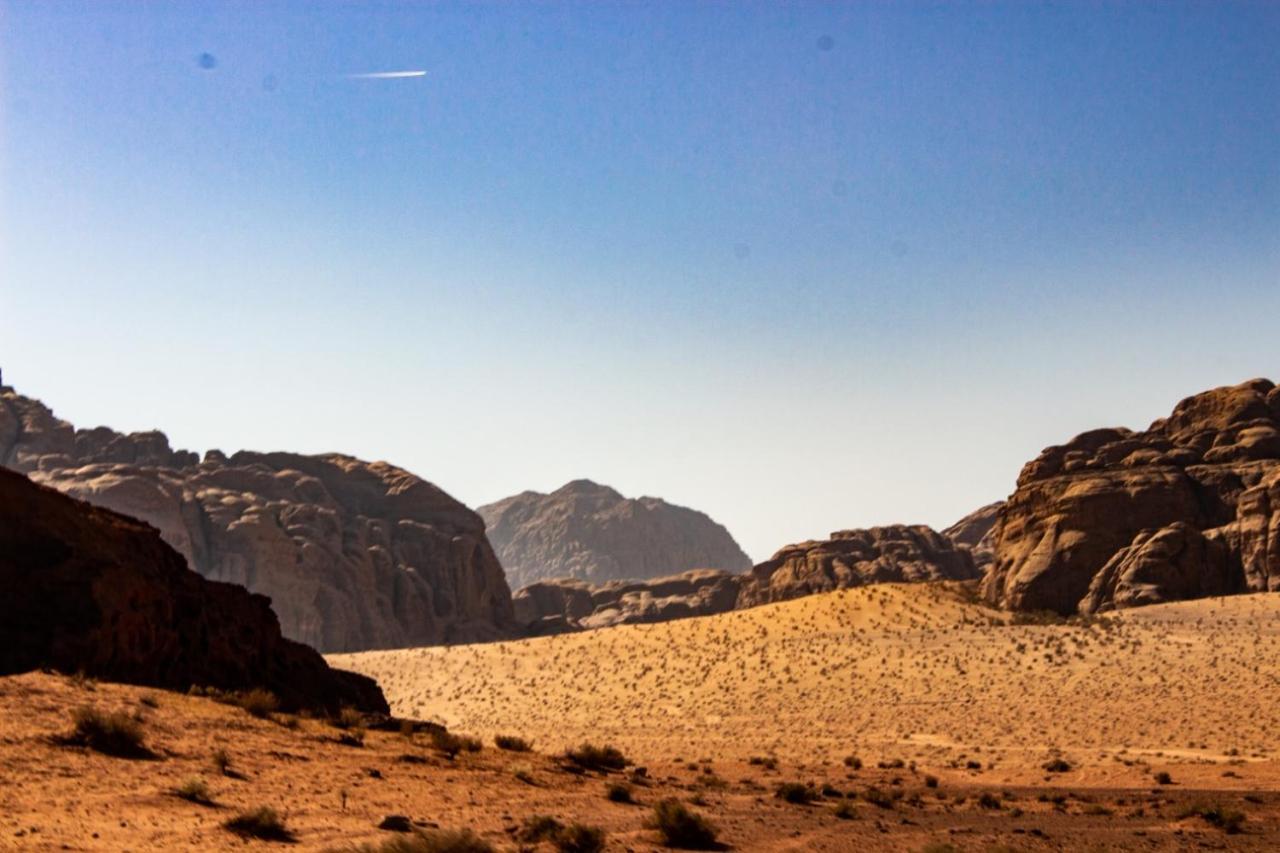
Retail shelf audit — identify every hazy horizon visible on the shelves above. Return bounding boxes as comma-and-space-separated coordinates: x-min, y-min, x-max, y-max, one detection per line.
3, 2, 1277, 561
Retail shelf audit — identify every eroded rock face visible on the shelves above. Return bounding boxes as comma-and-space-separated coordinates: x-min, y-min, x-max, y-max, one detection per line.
740, 525, 979, 607
479, 480, 752, 589
0, 467, 386, 712
0, 390, 516, 652
943, 501, 1004, 571
514, 525, 977, 633
982, 378, 1280, 614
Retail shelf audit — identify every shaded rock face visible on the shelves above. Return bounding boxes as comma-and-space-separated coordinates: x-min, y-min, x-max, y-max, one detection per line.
943, 502, 1003, 572
741, 525, 980, 607
0, 467, 386, 713
479, 479, 752, 589
0, 390, 516, 652
514, 525, 977, 633
982, 378, 1280, 614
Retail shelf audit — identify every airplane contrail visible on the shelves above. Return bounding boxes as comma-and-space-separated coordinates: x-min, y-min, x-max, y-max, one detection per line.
346, 70, 427, 79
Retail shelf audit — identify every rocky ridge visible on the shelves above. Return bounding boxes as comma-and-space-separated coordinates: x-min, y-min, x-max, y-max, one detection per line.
981, 378, 1280, 614
0, 466, 386, 712
0, 388, 516, 652
479, 479, 752, 589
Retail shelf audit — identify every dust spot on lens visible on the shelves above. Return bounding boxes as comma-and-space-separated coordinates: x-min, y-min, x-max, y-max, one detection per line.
816, 35, 834, 52
197, 52, 218, 70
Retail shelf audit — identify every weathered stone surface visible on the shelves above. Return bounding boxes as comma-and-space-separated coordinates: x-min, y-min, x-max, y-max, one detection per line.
514, 526, 977, 632
740, 525, 980, 607
942, 501, 1003, 571
0, 389, 516, 652
479, 479, 752, 589
983, 378, 1280, 614
0, 467, 386, 713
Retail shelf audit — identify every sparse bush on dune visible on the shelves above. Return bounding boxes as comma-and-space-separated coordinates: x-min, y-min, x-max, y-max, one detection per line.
565, 743, 628, 771
344, 828, 495, 853
1043, 758, 1071, 773
518, 815, 563, 842
235, 688, 279, 719
62, 706, 152, 759
494, 734, 532, 752
648, 799, 719, 849
553, 823, 606, 853
775, 781, 819, 804
606, 781, 634, 802
1178, 802, 1245, 834
223, 806, 294, 842
175, 777, 214, 805
331, 706, 363, 730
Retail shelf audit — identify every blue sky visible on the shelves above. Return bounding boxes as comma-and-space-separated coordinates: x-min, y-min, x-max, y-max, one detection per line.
2, 2, 1278, 560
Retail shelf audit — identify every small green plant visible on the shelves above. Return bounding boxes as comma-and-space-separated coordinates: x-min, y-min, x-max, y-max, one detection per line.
565, 743, 628, 771
175, 777, 214, 805
775, 781, 818, 804
606, 781, 634, 803
223, 806, 294, 842
648, 799, 718, 849
63, 706, 152, 758
494, 734, 532, 752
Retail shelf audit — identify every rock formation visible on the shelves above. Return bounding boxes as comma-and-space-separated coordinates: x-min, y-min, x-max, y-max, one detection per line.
0, 467, 386, 712
943, 501, 1003, 571
0, 389, 517, 652
479, 479, 752, 589
514, 525, 977, 632
982, 378, 1280, 614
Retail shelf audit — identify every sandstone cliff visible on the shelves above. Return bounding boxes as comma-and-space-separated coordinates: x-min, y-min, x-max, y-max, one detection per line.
0, 467, 386, 712
0, 389, 517, 652
514, 524, 977, 632
943, 501, 1003, 571
981, 378, 1280, 614
479, 479, 752, 589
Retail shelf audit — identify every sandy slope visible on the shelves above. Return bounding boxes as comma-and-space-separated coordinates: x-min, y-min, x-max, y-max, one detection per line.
334, 583, 1280, 781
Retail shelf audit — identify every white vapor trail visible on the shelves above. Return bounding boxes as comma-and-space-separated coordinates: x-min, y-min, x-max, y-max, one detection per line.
346, 70, 427, 79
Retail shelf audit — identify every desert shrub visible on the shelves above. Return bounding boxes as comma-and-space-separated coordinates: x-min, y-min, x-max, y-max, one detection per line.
1178, 802, 1245, 834
606, 781, 633, 803
877, 758, 905, 769
1082, 803, 1113, 816
775, 782, 818, 804
64, 706, 151, 758
923, 775, 939, 788
1154, 771, 1173, 785
748, 755, 777, 770
332, 706, 364, 730
212, 747, 233, 775
1043, 758, 1071, 773
175, 777, 214, 805
842, 754, 862, 769
820, 783, 843, 797
832, 800, 857, 820
553, 823, 606, 853
862, 786, 894, 809
565, 743, 628, 771
495, 734, 532, 752
518, 815, 563, 842
224, 807, 294, 842
351, 829, 495, 853
235, 689, 279, 719
458, 734, 483, 753
648, 799, 718, 849
977, 792, 1002, 809
431, 730, 465, 758
513, 766, 536, 785
339, 729, 366, 748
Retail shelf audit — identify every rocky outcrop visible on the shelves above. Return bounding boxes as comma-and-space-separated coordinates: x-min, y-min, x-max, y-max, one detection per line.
479, 480, 752, 589
514, 525, 977, 633
982, 378, 1280, 614
943, 502, 1003, 571
740, 525, 980, 607
0, 389, 517, 652
0, 467, 386, 712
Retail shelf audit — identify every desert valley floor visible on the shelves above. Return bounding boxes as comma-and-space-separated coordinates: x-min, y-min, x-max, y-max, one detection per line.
5, 584, 1280, 850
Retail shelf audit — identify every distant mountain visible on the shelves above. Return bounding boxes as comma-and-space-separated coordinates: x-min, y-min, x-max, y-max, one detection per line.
478, 479, 753, 590
983, 378, 1280, 614
513, 524, 979, 633
0, 466, 386, 712
0, 386, 517, 652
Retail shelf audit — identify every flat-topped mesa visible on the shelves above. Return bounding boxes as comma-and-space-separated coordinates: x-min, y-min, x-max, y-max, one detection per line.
479, 479, 752, 589
0, 387, 517, 652
982, 378, 1280, 615
0, 467, 386, 713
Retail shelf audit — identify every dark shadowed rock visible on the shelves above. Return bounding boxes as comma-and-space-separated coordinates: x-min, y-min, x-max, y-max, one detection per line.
943, 501, 1003, 571
0, 389, 516, 652
479, 479, 752, 589
0, 467, 386, 713
983, 378, 1280, 614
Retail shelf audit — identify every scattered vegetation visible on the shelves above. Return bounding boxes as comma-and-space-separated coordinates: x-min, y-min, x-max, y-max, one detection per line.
606, 781, 634, 803
1043, 758, 1072, 773
61, 706, 152, 759
494, 734, 532, 752
518, 815, 563, 843
1178, 801, 1245, 834
565, 743, 628, 771
1154, 771, 1174, 785
552, 823, 606, 853
223, 806, 294, 842
174, 777, 214, 806
648, 799, 719, 849
775, 781, 819, 804
350, 829, 496, 853
842, 754, 863, 769
832, 800, 858, 820
234, 688, 279, 719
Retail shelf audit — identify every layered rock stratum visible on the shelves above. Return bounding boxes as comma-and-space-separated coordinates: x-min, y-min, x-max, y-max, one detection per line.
0, 388, 516, 652
478, 479, 752, 589
943, 501, 1003, 571
0, 467, 386, 712
513, 524, 978, 632
981, 378, 1280, 614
